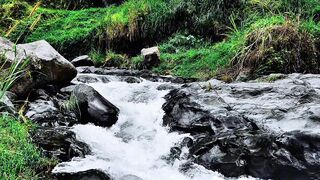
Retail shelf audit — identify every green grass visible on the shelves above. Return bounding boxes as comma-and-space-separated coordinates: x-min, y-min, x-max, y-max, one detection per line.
148, 14, 319, 79
149, 16, 285, 79
2, 0, 320, 78
0, 114, 45, 179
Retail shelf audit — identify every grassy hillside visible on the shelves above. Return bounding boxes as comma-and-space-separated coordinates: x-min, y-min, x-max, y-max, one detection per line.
1, 0, 319, 79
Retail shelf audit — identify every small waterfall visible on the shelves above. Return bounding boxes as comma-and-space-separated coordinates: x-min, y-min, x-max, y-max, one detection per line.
53, 74, 254, 180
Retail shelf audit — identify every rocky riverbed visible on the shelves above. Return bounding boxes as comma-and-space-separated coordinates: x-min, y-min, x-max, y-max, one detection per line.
25, 70, 320, 180
1, 37, 319, 180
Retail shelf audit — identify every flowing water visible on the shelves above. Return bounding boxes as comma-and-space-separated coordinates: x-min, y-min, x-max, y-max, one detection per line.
53, 74, 254, 180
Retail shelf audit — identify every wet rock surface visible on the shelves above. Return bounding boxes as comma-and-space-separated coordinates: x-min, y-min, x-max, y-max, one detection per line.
25, 88, 78, 127
53, 169, 111, 180
23, 87, 91, 162
32, 127, 90, 162
77, 67, 196, 83
163, 74, 320, 179
73, 84, 120, 127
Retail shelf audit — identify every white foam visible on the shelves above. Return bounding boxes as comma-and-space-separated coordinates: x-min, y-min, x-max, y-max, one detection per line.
54, 76, 255, 180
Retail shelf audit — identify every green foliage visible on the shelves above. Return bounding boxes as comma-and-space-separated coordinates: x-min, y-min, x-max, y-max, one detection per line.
0, 49, 29, 101
104, 51, 128, 67
0, 114, 44, 179
9, 7, 107, 55
2, 0, 320, 79
0, 43, 54, 179
89, 49, 107, 66
61, 93, 80, 113
89, 49, 129, 67
0, 1, 30, 35
160, 34, 208, 53
153, 31, 246, 79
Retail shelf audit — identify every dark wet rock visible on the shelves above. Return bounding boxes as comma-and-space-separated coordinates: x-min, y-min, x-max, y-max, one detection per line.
32, 127, 90, 162
71, 55, 94, 67
73, 84, 119, 127
163, 74, 320, 179
76, 75, 100, 83
54, 169, 111, 180
141, 46, 160, 69
4, 91, 17, 104
77, 67, 197, 84
25, 99, 78, 127
122, 76, 141, 83
157, 84, 176, 91
24, 88, 78, 127
74, 74, 110, 84
100, 76, 110, 83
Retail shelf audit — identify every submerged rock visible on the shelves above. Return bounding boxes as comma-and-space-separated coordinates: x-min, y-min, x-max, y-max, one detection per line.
73, 84, 119, 127
76, 67, 197, 83
71, 55, 94, 67
32, 127, 90, 162
76, 74, 110, 84
54, 169, 111, 180
119, 175, 144, 180
163, 74, 320, 179
122, 76, 142, 84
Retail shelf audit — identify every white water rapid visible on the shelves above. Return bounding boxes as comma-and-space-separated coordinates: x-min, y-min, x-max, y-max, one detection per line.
53, 74, 254, 180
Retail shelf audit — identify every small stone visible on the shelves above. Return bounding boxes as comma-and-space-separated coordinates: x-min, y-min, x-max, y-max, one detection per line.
141, 46, 160, 69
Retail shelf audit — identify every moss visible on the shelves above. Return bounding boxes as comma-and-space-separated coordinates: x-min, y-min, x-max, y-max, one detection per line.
89, 49, 106, 67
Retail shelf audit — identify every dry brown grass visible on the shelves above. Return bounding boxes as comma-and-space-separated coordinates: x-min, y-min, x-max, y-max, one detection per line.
230, 21, 319, 79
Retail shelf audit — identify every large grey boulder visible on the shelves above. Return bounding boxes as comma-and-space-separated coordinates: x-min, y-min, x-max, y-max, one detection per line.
141, 46, 160, 69
0, 37, 77, 96
17, 40, 77, 84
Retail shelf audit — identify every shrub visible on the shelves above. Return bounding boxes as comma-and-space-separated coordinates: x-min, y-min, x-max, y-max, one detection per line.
234, 21, 319, 78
